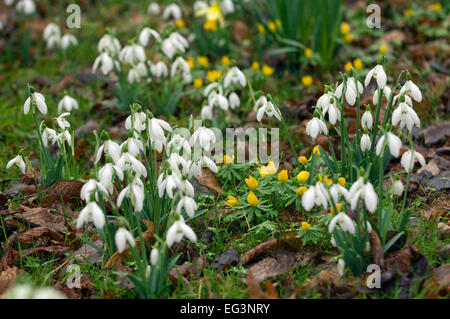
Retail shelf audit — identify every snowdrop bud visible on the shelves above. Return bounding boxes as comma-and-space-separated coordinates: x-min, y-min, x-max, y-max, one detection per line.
162, 4, 182, 20
115, 228, 135, 253
393, 180, 404, 196
338, 258, 345, 276
61, 34, 78, 50
360, 133, 371, 152
361, 110, 373, 130
151, 247, 159, 265
147, 2, 161, 15
43, 23, 61, 41
228, 92, 240, 109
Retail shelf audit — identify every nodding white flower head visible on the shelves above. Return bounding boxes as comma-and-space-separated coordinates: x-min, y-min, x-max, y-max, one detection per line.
157, 171, 182, 198
221, 0, 235, 14
6, 155, 26, 174
125, 111, 147, 132
117, 177, 145, 212
228, 92, 240, 109
201, 104, 214, 120
171, 57, 192, 83
127, 68, 141, 84
147, 2, 161, 15
347, 177, 378, 213
5, 284, 66, 299
207, 89, 229, 111
255, 96, 281, 122
80, 179, 109, 203
177, 195, 198, 218
372, 85, 391, 105
57, 95, 78, 113
224, 67, 247, 88
135, 62, 148, 77
316, 91, 334, 111
46, 34, 61, 50
16, 0, 36, 15
393, 180, 404, 196
400, 76, 422, 102
138, 27, 160, 46
337, 258, 346, 276
55, 131, 72, 146
42, 128, 57, 147
61, 34, 78, 50
147, 117, 172, 153
121, 138, 144, 157
76, 201, 105, 229
361, 110, 373, 130
400, 149, 426, 172
98, 163, 124, 194
55, 112, 71, 130
329, 212, 356, 234
376, 132, 402, 157
199, 154, 218, 173
165, 215, 197, 248
161, 32, 189, 59
392, 101, 420, 132
119, 44, 146, 65
162, 3, 182, 20
116, 152, 148, 178
322, 98, 340, 125
302, 182, 330, 212
93, 52, 118, 75
190, 126, 216, 151
365, 64, 387, 89
150, 61, 169, 78
306, 116, 328, 140
98, 34, 121, 55
166, 134, 191, 156
360, 133, 371, 152
43, 23, 61, 41
115, 228, 135, 253
150, 247, 159, 265
193, 1, 208, 12
24, 92, 47, 115
95, 140, 122, 164
335, 77, 363, 106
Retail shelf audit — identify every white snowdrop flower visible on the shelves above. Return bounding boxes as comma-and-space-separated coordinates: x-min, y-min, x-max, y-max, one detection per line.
255, 96, 281, 122
57, 95, 78, 113
162, 3, 182, 20
224, 67, 246, 88
5, 0, 14, 6
55, 112, 71, 130
322, 99, 340, 125
55, 131, 72, 146
393, 180, 404, 196
61, 34, 78, 50
120, 44, 146, 65
400, 149, 426, 173
117, 177, 145, 212
147, 2, 161, 15
166, 134, 191, 156
80, 179, 109, 203
24, 92, 47, 115
190, 126, 216, 151
199, 155, 218, 173
161, 38, 177, 59
228, 92, 240, 109
335, 77, 363, 106
30, 287, 67, 299
372, 85, 391, 105
201, 104, 214, 120
204, 82, 220, 97
400, 78, 422, 102
376, 132, 402, 157
338, 258, 346, 276
329, 184, 349, 204
193, 1, 208, 12
147, 118, 172, 153
121, 138, 144, 157
329, 212, 356, 234
165, 216, 197, 248
316, 91, 334, 111
306, 117, 328, 140
43, 23, 61, 41
42, 128, 57, 147
360, 133, 371, 152
157, 171, 182, 198
150, 61, 169, 78
46, 34, 61, 50
125, 111, 147, 132
347, 177, 378, 213
208, 90, 229, 111
302, 182, 330, 212
95, 140, 121, 164
178, 178, 195, 197
93, 52, 115, 75
16, 0, 35, 15
116, 152, 147, 178
98, 163, 124, 194
6, 155, 26, 174
127, 68, 141, 84
361, 110, 373, 130
138, 27, 160, 46
392, 101, 420, 132
177, 195, 198, 218
221, 0, 235, 14
77, 202, 105, 229
5, 284, 66, 299
161, 32, 189, 59
98, 34, 121, 55
115, 228, 135, 253
171, 57, 192, 83
365, 64, 387, 89
150, 247, 159, 265
135, 62, 148, 77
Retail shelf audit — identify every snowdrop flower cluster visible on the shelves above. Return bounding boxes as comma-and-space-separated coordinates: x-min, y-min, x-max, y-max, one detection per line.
161, 32, 189, 60
43, 23, 78, 50
93, 34, 122, 75
40, 112, 73, 148
4, 284, 66, 299
7, 0, 36, 15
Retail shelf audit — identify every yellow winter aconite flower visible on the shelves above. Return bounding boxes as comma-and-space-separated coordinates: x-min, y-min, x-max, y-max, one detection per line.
225, 195, 239, 208
221, 56, 231, 66
175, 19, 186, 29
296, 186, 307, 195
353, 58, 363, 70
203, 19, 218, 31
251, 61, 260, 70
297, 170, 310, 183
278, 169, 288, 183
187, 57, 195, 69
197, 56, 210, 67
275, 19, 282, 28
324, 176, 332, 186
268, 21, 277, 32
245, 175, 258, 190
194, 78, 203, 89
330, 203, 342, 215
262, 64, 274, 76
404, 9, 414, 17
224, 155, 234, 166
339, 177, 346, 186
311, 145, 321, 158
345, 33, 354, 43
429, 2, 442, 12
298, 156, 308, 165
379, 44, 387, 55
302, 75, 313, 86
196, 2, 225, 27
305, 48, 313, 58
340, 22, 350, 34
207, 70, 222, 82
247, 191, 259, 207
257, 24, 265, 34
301, 221, 311, 231
258, 161, 277, 177
344, 61, 353, 73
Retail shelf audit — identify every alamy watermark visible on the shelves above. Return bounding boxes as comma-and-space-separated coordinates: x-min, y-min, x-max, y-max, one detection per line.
66, 4, 81, 29
367, 4, 381, 29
